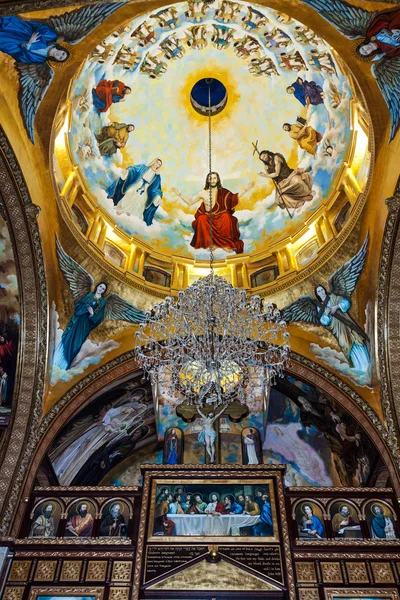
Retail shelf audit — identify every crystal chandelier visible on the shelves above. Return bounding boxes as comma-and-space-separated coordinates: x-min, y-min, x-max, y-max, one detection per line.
135, 80, 290, 408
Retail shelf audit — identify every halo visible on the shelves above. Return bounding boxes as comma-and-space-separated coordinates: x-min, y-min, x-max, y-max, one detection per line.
41, 502, 55, 515
370, 502, 388, 516
174, 485, 186, 494
338, 504, 354, 518
193, 492, 203, 501
109, 501, 124, 515
208, 492, 220, 502
76, 501, 90, 515
351, 39, 375, 62
48, 42, 75, 70
300, 502, 314, 516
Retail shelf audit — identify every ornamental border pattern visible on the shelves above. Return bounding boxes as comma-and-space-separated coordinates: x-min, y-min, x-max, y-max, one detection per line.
378, 181, 400, 455
0, 127, 47, 535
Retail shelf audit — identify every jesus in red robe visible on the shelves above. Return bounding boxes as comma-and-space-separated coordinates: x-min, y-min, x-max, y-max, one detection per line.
173, 173, 254, 255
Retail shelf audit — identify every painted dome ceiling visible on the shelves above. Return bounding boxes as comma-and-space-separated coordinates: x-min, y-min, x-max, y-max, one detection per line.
55, 0, 371, 276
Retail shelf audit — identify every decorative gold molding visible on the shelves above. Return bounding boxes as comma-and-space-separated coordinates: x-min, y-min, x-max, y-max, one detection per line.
378, 176, 400, 455
28, 587, 104, 600
296, 540, 400, 547
59, 560, 82, 581
324, 589, 399, 600
16, 537, 132, 545
294, 553, 400, 560
0, 132, 47, 537
15, 551, 134, 558
34, 486, 139, 492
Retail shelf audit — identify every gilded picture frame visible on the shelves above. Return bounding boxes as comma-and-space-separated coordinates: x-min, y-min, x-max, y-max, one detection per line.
147, 477, 279, 543
324, 589, 400, 600
28, 587, 104, 600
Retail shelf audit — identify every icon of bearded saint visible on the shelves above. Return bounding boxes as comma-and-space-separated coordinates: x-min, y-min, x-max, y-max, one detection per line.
0, 3, 126, 143
302, 0, 400, 142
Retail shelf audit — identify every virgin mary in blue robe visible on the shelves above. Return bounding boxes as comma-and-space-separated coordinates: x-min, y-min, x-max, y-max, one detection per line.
53, 291, 106, 371
0, 16, 59, 63
107, 163, 163, 226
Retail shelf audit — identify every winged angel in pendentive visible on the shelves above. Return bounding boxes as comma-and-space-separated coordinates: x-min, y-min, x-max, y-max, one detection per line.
282, 234, 371, 385
52, 237, 145, 382
302, 0, 400, 142
0, 2, 126, 143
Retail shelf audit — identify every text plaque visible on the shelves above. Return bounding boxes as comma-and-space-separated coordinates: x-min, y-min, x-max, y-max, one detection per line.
144, 545, 208, 582
220, 545, 283, 583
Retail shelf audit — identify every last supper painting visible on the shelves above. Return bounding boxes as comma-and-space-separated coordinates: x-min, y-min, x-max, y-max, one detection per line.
150, 479, 278, 541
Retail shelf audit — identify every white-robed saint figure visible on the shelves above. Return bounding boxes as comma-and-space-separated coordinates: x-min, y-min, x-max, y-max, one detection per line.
243, 428, 259, 464
107, 158, 163, 225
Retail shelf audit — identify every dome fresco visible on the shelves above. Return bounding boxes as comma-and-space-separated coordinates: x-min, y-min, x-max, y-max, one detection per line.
64, 0, 369, 263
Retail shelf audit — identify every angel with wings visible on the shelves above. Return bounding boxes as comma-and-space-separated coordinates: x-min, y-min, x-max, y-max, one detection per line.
302, 0, 400, 142
53, 238, 145, 372
0, 3, 125, 144
282, 234, 370, 373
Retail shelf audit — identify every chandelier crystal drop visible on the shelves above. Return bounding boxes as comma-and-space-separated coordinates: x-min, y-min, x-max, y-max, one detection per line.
134, 78, 290, 409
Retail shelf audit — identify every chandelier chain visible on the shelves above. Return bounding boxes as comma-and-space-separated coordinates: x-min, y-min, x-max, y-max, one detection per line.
134, 78, 291, 410
208, 81, 214, 280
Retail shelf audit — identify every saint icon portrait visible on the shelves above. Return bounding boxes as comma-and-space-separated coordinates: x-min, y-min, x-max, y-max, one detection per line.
163, 427, 183, 464
330, 502, 362, 539
29, 500, 61, 538
173, 172, 254, 254
241, 427, 262, 465
366, 502, 397, 539
65, 501, 95, 538
296, 502, 326, 539
100, 501, 128, 537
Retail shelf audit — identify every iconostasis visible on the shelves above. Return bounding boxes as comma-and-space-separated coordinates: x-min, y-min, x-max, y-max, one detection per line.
1, 0, 400, 553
